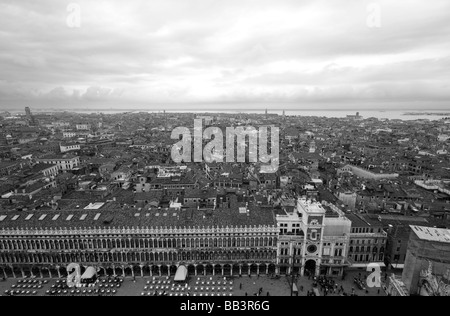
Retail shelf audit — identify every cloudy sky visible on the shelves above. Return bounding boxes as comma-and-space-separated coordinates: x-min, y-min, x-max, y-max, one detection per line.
0, 0, 449, 111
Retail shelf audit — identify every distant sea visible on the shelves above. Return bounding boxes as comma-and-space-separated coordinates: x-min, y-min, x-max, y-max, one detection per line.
6, 109, 450, 121
60, 110, 450, 121
153, 110, 450, 121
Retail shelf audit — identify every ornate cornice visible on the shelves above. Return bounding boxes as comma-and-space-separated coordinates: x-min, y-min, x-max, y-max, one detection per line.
0, 225, 279, 237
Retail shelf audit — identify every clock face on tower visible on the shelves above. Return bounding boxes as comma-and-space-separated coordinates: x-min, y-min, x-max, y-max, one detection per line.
307, 245, 318, 254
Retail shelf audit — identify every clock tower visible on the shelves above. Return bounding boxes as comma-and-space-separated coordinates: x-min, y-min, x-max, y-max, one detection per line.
297, 198, 326, 276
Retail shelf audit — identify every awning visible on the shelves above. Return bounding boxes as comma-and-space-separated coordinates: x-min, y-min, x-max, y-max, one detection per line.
81, 267, 97, 280
391, 264, 404, 269
350, 263, 386, 268
174, 265, 188, 282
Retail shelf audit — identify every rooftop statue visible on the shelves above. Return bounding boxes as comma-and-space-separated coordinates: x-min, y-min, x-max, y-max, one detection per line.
419, 261, 450, 296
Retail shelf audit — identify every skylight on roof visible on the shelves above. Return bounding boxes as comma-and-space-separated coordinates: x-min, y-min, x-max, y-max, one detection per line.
52, 214, 60, 221
0, 215, 7, 222
38, 214, 47, 221
135, 213, 140, 217
25, 214, 34, 221
94, 213, 101, 220
12, 215, 20, 221
80, 214, 88, 221
66, 215, 74, 221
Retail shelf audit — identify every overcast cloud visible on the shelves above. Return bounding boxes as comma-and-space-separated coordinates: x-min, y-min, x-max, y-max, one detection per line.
0, 0, 449, 111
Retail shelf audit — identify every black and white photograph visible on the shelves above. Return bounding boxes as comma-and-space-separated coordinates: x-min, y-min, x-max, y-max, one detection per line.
0, 0, 449, 302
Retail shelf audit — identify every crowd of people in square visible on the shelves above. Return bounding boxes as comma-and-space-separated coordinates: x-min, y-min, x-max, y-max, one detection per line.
304, 273, 383, 296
